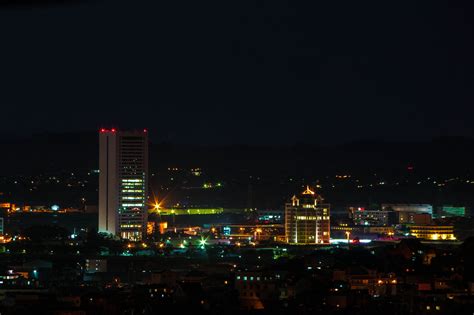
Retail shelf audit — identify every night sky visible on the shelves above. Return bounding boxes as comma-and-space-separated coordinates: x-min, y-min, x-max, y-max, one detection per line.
0, 0, 473, 144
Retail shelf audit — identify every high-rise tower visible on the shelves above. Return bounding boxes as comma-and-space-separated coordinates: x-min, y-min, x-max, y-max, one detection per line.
98, 128, 148, 241
285, 186, 330, 244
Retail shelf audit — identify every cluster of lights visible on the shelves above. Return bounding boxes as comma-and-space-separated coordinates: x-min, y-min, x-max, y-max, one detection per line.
100, 128, 116, 133
99, 128, 147, 133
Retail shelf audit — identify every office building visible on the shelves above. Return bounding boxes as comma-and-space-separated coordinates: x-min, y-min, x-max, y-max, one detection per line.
439, 206, 466, 218
220, 224, 284, 241
352, 209, 396, 226
409, 225, 456, 241
98, 128, 148, 241
382, 204, 433, 215
398, 212, 432, 225
285, 186, 330, 244
257, 209, 284, 223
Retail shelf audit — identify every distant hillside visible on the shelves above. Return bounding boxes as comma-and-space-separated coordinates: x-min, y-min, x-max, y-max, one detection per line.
0, 132, 473, 178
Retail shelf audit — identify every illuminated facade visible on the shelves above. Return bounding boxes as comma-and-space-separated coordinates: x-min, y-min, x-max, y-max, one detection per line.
285, 187, 330, 244
439, 205, 465, 217
352, 209, 395, 226
382, 204, 433, 215
409, 225, 456, 241
156, 208, 224, 215
98, 129, 148, 241
220, 224, 284, 241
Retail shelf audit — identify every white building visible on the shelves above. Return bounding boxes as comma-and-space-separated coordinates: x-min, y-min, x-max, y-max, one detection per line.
98, 128, 148, 241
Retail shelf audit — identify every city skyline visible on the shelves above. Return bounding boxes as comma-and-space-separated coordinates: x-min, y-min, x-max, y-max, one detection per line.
0, 1, 474, 313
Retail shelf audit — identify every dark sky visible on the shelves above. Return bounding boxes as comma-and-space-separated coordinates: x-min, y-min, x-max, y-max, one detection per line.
0, 0, 473, 144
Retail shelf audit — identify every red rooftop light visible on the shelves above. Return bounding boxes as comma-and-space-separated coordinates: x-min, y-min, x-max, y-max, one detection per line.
100, 128, 106, 133
143, 129, 148, 133
111, 128, 116, 132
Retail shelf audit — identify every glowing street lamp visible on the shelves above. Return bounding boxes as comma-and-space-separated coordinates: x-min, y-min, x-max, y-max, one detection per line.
199, 237, 208, 249
153, 202, 162, 212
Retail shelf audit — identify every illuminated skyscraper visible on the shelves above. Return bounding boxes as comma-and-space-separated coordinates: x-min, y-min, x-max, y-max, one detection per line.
285, 186, 330, 244
98, 128, 148, 241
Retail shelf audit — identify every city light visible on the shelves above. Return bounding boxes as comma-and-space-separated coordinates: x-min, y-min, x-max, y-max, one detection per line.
199, 237, 208, 248
4, 4, 473, 313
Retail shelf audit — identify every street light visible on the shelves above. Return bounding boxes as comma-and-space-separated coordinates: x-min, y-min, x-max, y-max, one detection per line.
199, 237, 208, 248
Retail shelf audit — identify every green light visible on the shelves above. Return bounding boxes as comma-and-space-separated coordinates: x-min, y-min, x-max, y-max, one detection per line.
442, 206, 465, 217
157, 208, 224, 215
199, 237, 208, 249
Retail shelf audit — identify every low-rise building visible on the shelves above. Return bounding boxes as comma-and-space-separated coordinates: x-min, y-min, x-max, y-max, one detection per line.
409, 225, 456, 241
352, 209, 396, 226
234, 270, 280, 310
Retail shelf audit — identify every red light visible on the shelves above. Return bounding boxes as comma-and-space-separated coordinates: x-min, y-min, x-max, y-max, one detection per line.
143, 129, 147, 133
100, 128, 105, 133
111, 128, 116, 133
407, 166, 414, 171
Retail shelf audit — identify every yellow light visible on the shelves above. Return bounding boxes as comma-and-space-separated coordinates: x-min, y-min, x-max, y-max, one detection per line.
302, 185, 315, 195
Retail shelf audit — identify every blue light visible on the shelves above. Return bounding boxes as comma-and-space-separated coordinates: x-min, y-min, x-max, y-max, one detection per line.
51, 205, 60, 211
